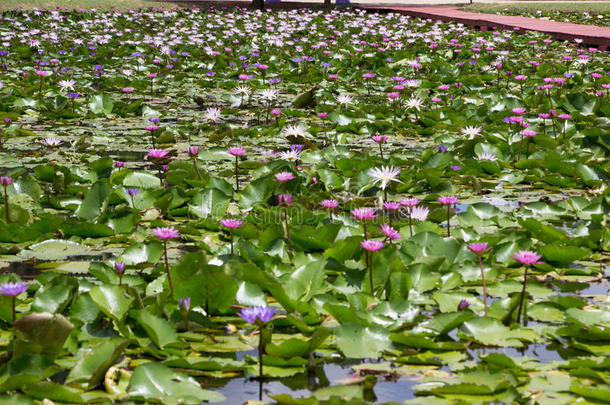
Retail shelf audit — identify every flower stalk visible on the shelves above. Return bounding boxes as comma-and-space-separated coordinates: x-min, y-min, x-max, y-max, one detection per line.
1, 177, 13, 224
512, 250, 543, 326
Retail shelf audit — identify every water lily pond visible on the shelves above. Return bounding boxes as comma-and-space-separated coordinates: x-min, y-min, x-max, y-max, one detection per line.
0, 5, 609, 405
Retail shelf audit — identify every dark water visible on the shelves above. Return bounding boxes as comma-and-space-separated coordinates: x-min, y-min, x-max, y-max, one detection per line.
211, 360, 417, 404
467, 343, 564, 363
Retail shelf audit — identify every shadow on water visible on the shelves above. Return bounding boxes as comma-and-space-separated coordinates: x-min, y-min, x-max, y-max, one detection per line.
579, 281, 610, 295
467, 343, 565, 363
1, 261, 40, 280
552, 277, 610, 297
207, 352, 418, 404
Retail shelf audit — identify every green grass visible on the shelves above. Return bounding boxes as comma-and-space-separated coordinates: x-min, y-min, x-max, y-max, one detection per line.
464, 3, 610, 14
0, 0, 177, 11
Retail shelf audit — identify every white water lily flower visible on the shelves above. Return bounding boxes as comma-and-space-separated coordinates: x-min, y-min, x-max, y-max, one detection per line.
203, 107, 221, 122
234, 85, 250, 95
369, 166, 402, 189
278, 149, 301, 161
283, 123, 308, 137
337, 94, 354, 106
460, 125, 482, 139
475, 152, 498, 161
57, 79, 75, 92
408, 205, 429, 221
405, 97, 424, 110
43, 137, 62, 147
259, 89, 278, 101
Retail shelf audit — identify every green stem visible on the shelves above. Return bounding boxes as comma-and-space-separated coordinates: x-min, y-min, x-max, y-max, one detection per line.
518, 133, 524, 162
284, 208, 290, 240
230, 229, 234, 255
193, 158, 203, 181
258, 326, 264, 382
235, 156, 239, 191
446, 204, 451, 237
478, 255, 488, 316
516, 265, 529, 325
3, 186, 9, 224
368, 251, 374, 295
163, 240, 174, 296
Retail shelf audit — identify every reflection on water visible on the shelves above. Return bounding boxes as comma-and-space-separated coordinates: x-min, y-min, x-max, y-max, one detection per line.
468, 343, 564, 363
372, 377, 417, 402
579, 281, 610, 296
210, 356, 417, 404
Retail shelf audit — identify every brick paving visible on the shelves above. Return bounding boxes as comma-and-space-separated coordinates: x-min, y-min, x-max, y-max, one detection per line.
357, 5, 610, 50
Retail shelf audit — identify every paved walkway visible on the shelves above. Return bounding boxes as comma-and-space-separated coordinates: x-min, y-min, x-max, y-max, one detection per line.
356, 4, 610, 49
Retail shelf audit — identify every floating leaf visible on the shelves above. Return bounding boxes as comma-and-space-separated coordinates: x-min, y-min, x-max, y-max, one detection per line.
127, 362, 225, 403
335, 323, 391, 359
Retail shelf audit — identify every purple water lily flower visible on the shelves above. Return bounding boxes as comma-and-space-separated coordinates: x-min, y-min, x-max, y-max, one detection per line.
239, 305, 276, 324
0, 281, 28, 296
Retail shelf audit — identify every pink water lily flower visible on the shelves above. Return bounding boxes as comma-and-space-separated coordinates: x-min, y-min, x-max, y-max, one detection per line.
438, 196, 458, 237
401, 198, 420, 207
468, 242, 490, 255
469, 241, 492, 315
372, 135, 388, 144
278, 193, 293, 206
320, 199, 339, 208
361, 239, 385, 294
512, 250, 543, 265
380, 224, 400, 240
148, 149, 169, 159
438, 195, 458, 205
512, 249, 543, 326
274, 172, 295, 182
361, 239, 385, 252
228, 147, 246, 156
153, 227, 180, 240
187, 146, 199, 157
351, 207, 378, 221
383, 201, 401, 211
220, 219, 243, 229
221, 218, 243, 255
153, 226, 179, 296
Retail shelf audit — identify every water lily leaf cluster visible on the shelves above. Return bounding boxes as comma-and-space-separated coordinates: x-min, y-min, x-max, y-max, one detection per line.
0, 5, 608, 405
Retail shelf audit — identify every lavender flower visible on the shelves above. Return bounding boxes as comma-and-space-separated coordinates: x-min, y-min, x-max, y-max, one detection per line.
239, 305, 277, 324
0, 281, 29, 297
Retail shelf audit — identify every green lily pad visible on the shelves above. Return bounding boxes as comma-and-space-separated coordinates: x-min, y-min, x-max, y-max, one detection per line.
127, 362, 225, 404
